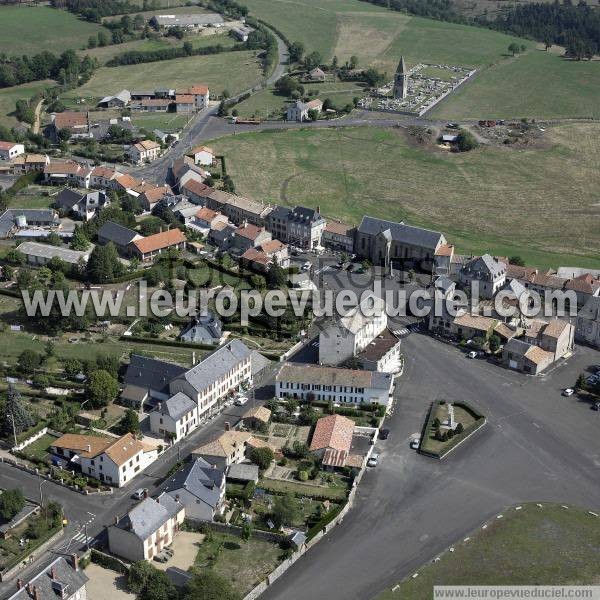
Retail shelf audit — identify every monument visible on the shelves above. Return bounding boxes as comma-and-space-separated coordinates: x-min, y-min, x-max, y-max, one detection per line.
443, 402, 455, 429
393, 55, 409, 99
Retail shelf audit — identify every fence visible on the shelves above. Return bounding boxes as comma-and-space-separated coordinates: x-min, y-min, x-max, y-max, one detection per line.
11, 426, 48, 452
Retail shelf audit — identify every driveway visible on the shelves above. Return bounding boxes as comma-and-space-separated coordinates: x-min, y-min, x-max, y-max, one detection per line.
262, 333, 600, 600
153, 531, 202, 573
84, 563, 135, 600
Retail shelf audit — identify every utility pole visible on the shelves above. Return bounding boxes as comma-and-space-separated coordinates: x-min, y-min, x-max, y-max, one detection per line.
84, 524, 89, 551
8, 413, 17, 449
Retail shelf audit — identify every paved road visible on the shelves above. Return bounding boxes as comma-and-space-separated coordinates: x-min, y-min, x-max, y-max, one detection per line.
0, 365, 278, 599
132, 24, 289, 185
262, 334, 600, 600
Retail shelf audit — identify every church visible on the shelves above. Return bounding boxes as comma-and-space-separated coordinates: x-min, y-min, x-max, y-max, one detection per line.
393, 55, 409, 99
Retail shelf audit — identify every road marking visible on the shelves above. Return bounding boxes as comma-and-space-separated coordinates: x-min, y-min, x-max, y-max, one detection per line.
532, 422, 541, 429
393, 328, 410, 337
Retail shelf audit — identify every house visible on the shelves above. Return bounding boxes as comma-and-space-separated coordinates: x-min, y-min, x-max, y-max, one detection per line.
576, 296, 600, 349
206, 190, 272, 227
140, 98, 171, 112
181, 179, 213, 204
7, 555, 87, 600
175, 94, 195, 113
259, 239, 289, 267
191, 430, 274, 470
90, 165, 121, 189
123, 354, 187, 407
113, 173, 143, 195
240, 248, 271, 272
169, 339, 252, 419
151, 13, 225, 29
49, 111, 90, 141
565, 273, 600, 308
355, 216, 447, 269
192, 206, 228, 234
108, 494, 185, 561
450, 313, 497, 341
527, 272, 568, 296
139, 185, 171, 212
557, 266, 600, 280
98, 89, 131, 108
506, 263, 538, 285
168, 197, 201, 224
242, 405, 271, 429
153, 129, 179, 144
0, 209, 59, 239
434, 243, 455, 276
128, 139, 161, 165
43, 161, 91, 188
16, 241, 91, 266
502, 338, 555, 375
189, 145, 214, 166
227, 463, 259, 484
50, 432, 157, 487
265, 205, 326, 250
319, 295, 387, 366
356, 328, 402, 373
149, 392, 198, 442
163, 457, 225, 522
308, 67, 326, 81
54, 188, 110, 220
97, 221, 141, 255
230, 25, 253, 42
233, 222, 272, 252
207, 221, 236, 250
10, 153, 49, 174
131, 228, 186, 261
180, 312, 223, 345
287, 98, 323, 122
322, 221, 355, 253
309, 414, 354, 461
187, 85, 210, 109
0, 140, 24, 161
155, 88, 176, 99
276, 363, 394, 406
170, 157, 208, 189
459, 254, 507, 298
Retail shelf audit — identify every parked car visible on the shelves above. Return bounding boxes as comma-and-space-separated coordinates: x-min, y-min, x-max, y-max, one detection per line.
234, 397, 248, 406
562, 388, 575, 397
132, 488, 147, 500
410, 438, 420, 450
379, 428, 390, 440
592, 402, 600, 411
367, 453, 380, 467
302, 261, 311, 271
467, 351, 478, 359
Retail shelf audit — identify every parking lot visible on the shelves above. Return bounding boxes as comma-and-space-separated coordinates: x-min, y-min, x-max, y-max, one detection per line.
263, 332, 600, 600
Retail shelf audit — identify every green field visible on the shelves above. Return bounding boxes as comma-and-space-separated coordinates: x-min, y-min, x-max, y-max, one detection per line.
61, 51, 263, 104
132, 112, 192, 133
378, 504, 600, 599
0, 5, 107, 55
431, 50, 600, 119
0, 80, 54, 128
209, 123, 600, 269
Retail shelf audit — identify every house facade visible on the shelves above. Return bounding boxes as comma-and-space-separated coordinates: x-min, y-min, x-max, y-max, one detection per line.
0, 141, 25, 161
265, 205, 326, 250
55, 188, 110, 221
576, 296, 600, 348
459, 254, 507, 298
130, 228, 186, 261
128, 140, 161, 165
322, 221, 355, 253
149, 392, 198, 442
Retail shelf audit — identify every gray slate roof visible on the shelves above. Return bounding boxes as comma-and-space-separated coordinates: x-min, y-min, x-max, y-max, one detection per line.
357, 216, 444, 250
118, 493, 182, 541
164, 457, 224, 510
97, 220, 138, 247
463, 254, 506, 279
124, 354, 187, 396
159, 392, 196, 421
503, 337, 532, 357
175, 339, 251, 393
0, 209, 58, 238
7, 556, 88, 600
227, 463, 259, 482
55, 188, 83, 210
578, 296, 600, 321
152, 13, 224, 26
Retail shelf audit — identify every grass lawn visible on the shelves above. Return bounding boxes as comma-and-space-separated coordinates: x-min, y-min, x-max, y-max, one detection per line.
102, 4, 212, 24
132, 112, 192, 133
188, 262, 248, 289
259, 477, 349, 500
0, 80, 55, 129
420, 403, 478, 455
194, 532, 282, 595
431, 50, 600, 120
209, 124, 600, 269
61, 51, 263, 105
0, 5, 107, 55
10, 185, 56, 210
377, 503, 600, 599
19, 432, 60, 462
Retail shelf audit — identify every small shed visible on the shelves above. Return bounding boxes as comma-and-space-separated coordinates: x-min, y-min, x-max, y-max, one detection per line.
226, 463, 259, 484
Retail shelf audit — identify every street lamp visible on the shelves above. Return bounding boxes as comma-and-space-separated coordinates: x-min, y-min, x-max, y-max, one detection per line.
38, 478, 48, 506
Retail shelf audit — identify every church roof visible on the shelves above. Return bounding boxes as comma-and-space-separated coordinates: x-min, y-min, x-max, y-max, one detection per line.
396, 55, 407, 73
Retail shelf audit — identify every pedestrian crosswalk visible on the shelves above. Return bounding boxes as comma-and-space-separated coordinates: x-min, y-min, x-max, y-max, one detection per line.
71, 531, 98, 547
393, 328, 410, 338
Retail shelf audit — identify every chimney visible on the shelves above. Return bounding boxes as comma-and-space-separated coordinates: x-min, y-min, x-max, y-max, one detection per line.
71, 553, 79, 571
316, 205, 321, 214
192, 351, 196, 365
86, 444, 91, 453
26, 583, 33, 595
33, 586, 41, 600
114, 515, 119, 525
16, 579, 23, 590
175, 494, 180, 502
224, 421, 231, 431
51, 566, 56, 580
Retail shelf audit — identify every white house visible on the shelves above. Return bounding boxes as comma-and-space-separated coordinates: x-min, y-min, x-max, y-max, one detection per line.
128, 139, 161, 165
319, 296, 387, 366
0, 141, 25, 161
108, 494, 185, 561
286, 98, 323, 122
576, 296, 600, 349
189, 145, 214, 166
276, 363, 394, 406
50, 433, 157, 487
169, 339, 252, 419
149, 392, 199, 442
187, 85, 210, 109
459, 254, 507, 299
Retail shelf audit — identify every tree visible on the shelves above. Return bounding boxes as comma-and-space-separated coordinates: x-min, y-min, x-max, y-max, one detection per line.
508, 42, 521, 56
291, 440, 309, 459
349, 55, 359, 69
509, 255, 525, 266
88, 35, 97, 49
0, 489, 25, 520
241, 522, 253, 542
286, 398, 299, 416
63, 358, 82, 379
86, 242, 123, 283
71, 225, 90, 251
183, 41, 193, 56
289, 41, 305, 63
5, 248, 24, 265
1, 385, 35, 439
307, 108, 319, 121
119, 409, 140, 435
86, 369, 118, 408
249, 446, 274, 470
18, 349, 42, 374
489, 334, 501, 353
271, 492, 300, 528
456, 129, 479, 152
267, 258, 287, 289
303, 51, 322, 70
184, 570, 241, 600
455, 422, 464, 434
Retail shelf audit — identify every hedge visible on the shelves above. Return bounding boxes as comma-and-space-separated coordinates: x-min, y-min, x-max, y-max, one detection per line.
306, 502, 346, 541
0, 288, 21, 298
121, 335, 217, 351
91, 549, 129, 574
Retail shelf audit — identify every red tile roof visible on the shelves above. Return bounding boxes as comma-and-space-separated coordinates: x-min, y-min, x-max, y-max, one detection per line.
188, 85, 209, 95
53, 111, 88, 129
133, 229, 186, 254
0, 140, 18, 150
324, 221, 352, 236
235, 223, 266, 241
309, 414, 354, 453
241, 248, 270, 265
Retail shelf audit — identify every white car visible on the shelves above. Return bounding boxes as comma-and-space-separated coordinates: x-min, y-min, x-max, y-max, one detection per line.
132, 488, 147, 500
467, 351, 478, 359
410, 438, 420, 450
234, 397, 248, 406
562, 388, 575, 397
367, 453, 380, 467
302, 261, 311, 271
